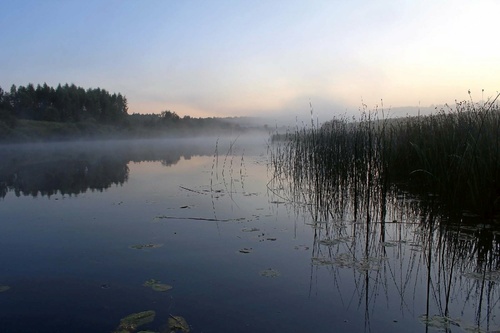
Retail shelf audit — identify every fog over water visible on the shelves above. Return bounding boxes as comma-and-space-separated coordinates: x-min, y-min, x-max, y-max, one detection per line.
0, 135, 498, 333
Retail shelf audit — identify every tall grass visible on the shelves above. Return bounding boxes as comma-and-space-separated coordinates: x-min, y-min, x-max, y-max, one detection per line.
271, 95, 500, 220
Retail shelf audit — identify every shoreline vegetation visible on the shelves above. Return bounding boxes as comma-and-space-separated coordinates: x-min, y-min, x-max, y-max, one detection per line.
2, 82, 499, 217
271, 94, 500, 219
0, 83, 264, 143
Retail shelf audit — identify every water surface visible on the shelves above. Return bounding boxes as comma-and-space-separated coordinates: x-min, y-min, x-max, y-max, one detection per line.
0, 137, 498, 332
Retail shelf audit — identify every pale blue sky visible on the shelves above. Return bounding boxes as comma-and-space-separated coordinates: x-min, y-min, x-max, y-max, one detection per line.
1, 0, 499, 119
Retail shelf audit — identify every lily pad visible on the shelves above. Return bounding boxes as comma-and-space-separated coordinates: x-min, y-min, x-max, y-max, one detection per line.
143, 279, 173, 292
168, 315, 190, 332
130, 243, 163, 250
332, 253, 356, 268
260, 268, 281, 277
312, 257, 334, 266
242, 227, 260, 232
355, 257, 381, 272
0, 285, 10, 292
151, 284, 172, 292
319, 238, 342, 246
418, 314, 460, 331
114, 310, 155, 333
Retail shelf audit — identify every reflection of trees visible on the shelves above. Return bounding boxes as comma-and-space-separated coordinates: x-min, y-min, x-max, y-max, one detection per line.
0, 152, 129, 198
0, 139, 218, 198
269, 166, 500, 332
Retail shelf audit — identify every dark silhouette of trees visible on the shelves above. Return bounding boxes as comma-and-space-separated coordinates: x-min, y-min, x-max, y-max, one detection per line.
160, 110, 180, 122
0, 82, 128, 125
0, 82, 254, 141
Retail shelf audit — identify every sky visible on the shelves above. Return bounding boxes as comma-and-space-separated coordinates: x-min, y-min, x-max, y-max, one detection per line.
1, 0, 499, 121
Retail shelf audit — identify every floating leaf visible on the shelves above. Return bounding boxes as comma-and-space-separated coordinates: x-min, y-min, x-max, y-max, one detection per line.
143, 279, 160, 286
151, 284, 172, 292
319, 236, 351, 245
355, 257, 381, 272
332, 253, 356, 268
308, 224, 324, 230
319, 238, 342, 246
143, 279, 172, 292
168, 315, 190, 332
114, 310, 155, 333
130, 243, 163, 250
418, 314, 460, 331
312, 257, 334, 266
260, 268, 281, 277
242, 227, 260, 232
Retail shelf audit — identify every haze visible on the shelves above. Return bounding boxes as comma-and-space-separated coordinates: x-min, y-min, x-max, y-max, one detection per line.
1, 0, 499, 122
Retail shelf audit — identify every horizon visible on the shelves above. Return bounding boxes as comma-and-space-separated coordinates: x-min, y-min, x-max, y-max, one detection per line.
1, 1, 499, 121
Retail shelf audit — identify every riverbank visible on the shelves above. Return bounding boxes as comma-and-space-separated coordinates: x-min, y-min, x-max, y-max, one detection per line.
0, 118, 262, 143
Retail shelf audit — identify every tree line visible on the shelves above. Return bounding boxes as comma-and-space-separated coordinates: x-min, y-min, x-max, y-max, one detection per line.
0, 83, 251, 141
0, 83, 128, 125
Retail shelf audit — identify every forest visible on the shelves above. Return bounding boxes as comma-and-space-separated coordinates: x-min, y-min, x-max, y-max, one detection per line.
0, 83, 247, 142
0, 83, 128, 124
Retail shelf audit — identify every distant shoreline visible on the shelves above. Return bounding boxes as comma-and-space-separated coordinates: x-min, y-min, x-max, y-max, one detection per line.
0, 118, 269, 144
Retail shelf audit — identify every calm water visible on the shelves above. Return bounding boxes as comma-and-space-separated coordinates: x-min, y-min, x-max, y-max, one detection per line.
0, 137, 498, 333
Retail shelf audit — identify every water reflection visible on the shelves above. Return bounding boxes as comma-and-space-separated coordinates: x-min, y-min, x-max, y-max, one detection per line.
269, 160, 500, 332
0, 138, 220, 198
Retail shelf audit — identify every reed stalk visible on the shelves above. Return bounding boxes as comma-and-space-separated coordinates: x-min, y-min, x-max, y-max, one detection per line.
271, 96, 500, 219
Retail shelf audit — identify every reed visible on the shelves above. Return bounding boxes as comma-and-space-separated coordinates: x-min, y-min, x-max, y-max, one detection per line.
271, 95, 500, 219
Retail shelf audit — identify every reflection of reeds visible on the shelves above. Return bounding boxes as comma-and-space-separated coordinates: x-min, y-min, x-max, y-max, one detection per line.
293, 195, 500, 332
415, 215, 500, 332
269, 96, 500, 331
208, 137, 248, 217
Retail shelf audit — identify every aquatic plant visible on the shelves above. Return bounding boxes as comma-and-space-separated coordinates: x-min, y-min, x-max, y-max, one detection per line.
143, 279, 172, 292
113, 310, 155, 333
168, 315, 190, 332
259, 268, 281, 277
270, 96, 500, 331
271, 95, 500, 219
129, 243, 163, 250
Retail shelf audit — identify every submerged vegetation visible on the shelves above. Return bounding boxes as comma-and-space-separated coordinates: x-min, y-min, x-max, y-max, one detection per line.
271, 95, 500, 219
